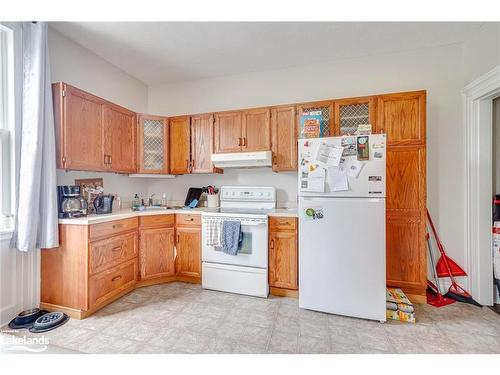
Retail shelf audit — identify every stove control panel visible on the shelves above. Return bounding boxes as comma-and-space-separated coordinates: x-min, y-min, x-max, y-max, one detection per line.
220, 186, 276, 202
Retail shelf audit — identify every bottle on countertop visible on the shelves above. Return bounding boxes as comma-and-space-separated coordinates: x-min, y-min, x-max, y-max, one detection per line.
132, 194, 140, 210
161, 192, 167, 207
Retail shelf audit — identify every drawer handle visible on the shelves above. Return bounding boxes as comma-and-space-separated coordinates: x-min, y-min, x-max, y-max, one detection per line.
270, 239, 275, 249
185, 218, 194, 221
112, 246, 122, 252
278, 221, 290, 225
112, 224, 123, 229
111, 275, 122, 282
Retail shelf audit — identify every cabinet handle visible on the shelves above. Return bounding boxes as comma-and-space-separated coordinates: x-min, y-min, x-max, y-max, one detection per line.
272, 155, 277, 165
112, 246, 122, 252
186, 160, 189, 170
109, 155, 112, 166
238, 137, 242, 146
177, 233, 180, 243
242, 137, 246, 147
111, 275, 122, 282
185, 217, 194, 221
112, 224, 123, 229
270, 239, 275, 250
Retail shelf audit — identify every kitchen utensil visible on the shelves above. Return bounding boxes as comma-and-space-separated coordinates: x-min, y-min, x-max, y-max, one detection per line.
93, 194, 114, 214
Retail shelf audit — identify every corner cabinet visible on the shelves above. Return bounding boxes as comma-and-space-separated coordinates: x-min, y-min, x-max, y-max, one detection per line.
377, 90, 427, 300
53, 82, 136, 173
137, 114, 169, 174
139, 216, 176, 280
169, 116, 191, 174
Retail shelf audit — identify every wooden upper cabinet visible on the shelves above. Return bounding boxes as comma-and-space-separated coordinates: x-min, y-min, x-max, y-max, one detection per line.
191, 113, 218, 173
139, 226, 176, 280
377, 91, 426, 145
241, 108, 271, 151
214, 111, 242, 153
137, 114, 169, 174
334, 96, 376, 136
271, 106, 297, 172
103, 104, 136, 173
296, 100, 334, 138
169, 116, 191, 174
175, 226, 201, 279
53, 83, 105, 171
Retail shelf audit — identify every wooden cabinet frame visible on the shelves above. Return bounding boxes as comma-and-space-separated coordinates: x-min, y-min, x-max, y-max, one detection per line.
137, 114, 170, 174
169, 116, 191, 174
296, 100, 334, 138
334, 96, 377, 136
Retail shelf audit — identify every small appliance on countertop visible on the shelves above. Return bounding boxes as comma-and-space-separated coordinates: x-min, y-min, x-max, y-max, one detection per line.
184, 187, 203, 208
93, 194, 114, 214
57, 185, 88, 218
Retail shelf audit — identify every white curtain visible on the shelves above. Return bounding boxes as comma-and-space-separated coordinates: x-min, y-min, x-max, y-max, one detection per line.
11, 22, 58, 252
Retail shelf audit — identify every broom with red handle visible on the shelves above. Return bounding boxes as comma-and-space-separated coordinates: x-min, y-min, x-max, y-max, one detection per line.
427, 210, 481, 307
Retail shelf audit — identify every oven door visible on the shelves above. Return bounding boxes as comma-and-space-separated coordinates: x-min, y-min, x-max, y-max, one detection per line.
202, 216, 268, 269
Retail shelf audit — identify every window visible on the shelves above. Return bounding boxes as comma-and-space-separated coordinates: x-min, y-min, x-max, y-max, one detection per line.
0, 24, 14, 233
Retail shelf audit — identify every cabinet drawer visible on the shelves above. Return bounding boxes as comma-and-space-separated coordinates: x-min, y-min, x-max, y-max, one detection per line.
90, 217, 138, 240
140, 215, 175, 228
269, 216, 297, 231
176, 214, 201, 226
89, 232, 138, 275
89, 259, 137, 308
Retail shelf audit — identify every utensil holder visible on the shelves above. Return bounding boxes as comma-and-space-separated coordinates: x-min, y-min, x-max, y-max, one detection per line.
207, 193, 219, 208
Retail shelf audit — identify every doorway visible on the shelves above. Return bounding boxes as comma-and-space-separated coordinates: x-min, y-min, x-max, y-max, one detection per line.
493, 97, 500, 304
463, 65, 500, 306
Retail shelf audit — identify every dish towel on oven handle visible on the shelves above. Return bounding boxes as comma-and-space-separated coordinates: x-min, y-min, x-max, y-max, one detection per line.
206, 219, 223, 247
221, 220, 241, 255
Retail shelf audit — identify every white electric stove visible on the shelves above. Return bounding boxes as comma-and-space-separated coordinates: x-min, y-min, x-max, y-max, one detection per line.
201, 186, 276, 298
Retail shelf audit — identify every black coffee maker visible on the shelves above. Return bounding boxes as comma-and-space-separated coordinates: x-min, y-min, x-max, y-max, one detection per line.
57, 185, 88, 218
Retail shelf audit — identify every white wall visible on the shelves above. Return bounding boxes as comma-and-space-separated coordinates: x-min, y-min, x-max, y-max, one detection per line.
462, 23, 500, 86
494, 98, 500, 194
148, 43, 466, 265
49, 28, 151, 204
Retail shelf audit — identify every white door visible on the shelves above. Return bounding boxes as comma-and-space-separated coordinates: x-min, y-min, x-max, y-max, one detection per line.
202, 217, 268, 269
299, 196, 386, 321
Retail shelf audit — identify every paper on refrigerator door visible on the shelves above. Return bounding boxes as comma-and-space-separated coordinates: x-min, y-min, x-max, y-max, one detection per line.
326, 167, 349, 192
345, 159, 364, 178
300, 166, 325, 192
315, 141, 344, 168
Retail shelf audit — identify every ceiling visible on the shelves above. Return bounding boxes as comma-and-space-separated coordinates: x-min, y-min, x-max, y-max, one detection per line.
50, 22, 483, 85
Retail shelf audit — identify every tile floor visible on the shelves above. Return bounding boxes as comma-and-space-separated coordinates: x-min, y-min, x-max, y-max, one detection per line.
3, 282, 500, 354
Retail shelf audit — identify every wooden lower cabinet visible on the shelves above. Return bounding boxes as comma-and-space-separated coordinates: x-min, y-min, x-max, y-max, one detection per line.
41, 221, 139, 318
139, 226, 176, 280
175, 226, 201, 280
268, 217, 298, 296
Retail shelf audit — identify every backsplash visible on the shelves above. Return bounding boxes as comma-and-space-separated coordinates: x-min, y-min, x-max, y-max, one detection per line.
56, 168, 298, 209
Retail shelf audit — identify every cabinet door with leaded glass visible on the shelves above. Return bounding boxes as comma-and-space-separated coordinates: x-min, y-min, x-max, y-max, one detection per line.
334, 97, 377, 136
137, 114, 169, 174
297, 101, 334, 139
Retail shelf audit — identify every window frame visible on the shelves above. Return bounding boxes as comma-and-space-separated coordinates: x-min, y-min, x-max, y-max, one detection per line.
0, 23, 16, 235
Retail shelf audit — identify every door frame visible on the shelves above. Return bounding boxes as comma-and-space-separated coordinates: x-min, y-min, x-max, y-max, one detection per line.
463, 64, 500, 306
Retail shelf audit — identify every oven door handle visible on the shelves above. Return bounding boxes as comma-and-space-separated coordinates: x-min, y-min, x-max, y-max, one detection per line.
240, 221, 267, 226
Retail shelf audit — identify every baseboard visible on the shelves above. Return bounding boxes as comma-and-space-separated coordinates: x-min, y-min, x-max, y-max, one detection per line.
270, 287, 298, 298
136, 276, 178, 288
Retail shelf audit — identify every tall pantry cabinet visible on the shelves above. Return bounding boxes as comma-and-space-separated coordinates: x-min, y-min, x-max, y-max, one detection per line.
377, 91, 427, 300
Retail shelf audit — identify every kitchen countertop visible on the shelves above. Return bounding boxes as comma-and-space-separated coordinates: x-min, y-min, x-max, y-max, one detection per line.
58, 207, 298, 225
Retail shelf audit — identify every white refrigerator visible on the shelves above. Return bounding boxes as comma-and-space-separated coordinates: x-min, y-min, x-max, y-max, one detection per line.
298, 134, 386, 322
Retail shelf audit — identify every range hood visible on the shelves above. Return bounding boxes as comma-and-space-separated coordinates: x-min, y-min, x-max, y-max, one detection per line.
211, 151, 272, 169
